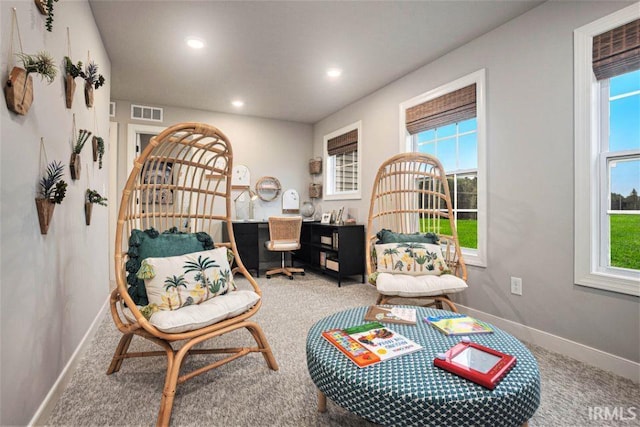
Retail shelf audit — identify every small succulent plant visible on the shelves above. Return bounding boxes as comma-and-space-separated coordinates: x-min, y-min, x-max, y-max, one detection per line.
86, 189, 107, 206
82, 61, 105, 89
39, 161, 67, 204
64, 56, 83, 79
95, 136, 105, 169
17, 51, 57, 83
73, 129, 92, 154
44, 0, 60, 32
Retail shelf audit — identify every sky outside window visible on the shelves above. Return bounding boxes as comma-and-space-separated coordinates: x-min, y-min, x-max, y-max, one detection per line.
609, 70, 640, 197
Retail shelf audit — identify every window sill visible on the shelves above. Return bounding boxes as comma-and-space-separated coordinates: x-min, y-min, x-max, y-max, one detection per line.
576, 271, 640, 296
462, 251, 486, 268
323, 192, 361, 201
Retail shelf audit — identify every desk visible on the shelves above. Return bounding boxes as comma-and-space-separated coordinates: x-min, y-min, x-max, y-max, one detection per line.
306, 306, 540, 426
222, 220, 279, 277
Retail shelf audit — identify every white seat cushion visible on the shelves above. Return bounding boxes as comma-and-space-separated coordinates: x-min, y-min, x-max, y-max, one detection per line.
376, 272, 468, 297
149, 290, 260, 333
264, 241, 300, 251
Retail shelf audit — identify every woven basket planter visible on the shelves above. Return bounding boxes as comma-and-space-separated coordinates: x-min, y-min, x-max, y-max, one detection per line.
84, 83, 94, 108
35, 198, 55, 234
85, 202, 93, 225
70, 153, 81, 180
4, 67, 33, 115
309, 158, 322, 175
309, 183, 322, 199
65, 75, 76, 109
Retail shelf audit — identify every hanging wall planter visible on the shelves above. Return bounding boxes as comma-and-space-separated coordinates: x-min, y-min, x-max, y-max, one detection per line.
4, 67, 33, 115
5, 51, 57, 115
85, 189, 107, 226
35, 198, 56, 234
84, 82, 94, 108
36, 161, 67, 235
81, 60, 105, 108
65, 74, 75, 108
70, 129, 91, 180
69, 153, 81, 180
84, 202, 92, 225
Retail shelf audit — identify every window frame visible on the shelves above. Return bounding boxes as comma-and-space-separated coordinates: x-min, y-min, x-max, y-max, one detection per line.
399, 69, 487, 267
574, 4, 640, 296
323, 121, 362, 201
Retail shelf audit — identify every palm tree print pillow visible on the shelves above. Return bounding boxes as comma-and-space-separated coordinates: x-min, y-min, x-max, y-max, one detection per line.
374, 242, 450, 276
137, 247, 235, 311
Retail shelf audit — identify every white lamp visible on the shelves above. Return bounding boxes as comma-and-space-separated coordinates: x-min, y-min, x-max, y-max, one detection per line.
234, 189, 259, 220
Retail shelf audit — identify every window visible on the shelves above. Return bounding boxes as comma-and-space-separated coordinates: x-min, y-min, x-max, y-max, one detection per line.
574, 7, 640, 296
400, 70, 486, 267
324, 121, 362, 200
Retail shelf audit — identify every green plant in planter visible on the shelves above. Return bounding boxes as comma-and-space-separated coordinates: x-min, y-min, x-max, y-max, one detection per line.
39, 161, 67, 204
95, 136, 105, 169
17, 51, 57, 83
82, 61, 105, 89
63, 56, 83, 108
64, 56, 83, 78
86, 189, 107, 206
43, 0, 60, 32
73, 129, 92, 154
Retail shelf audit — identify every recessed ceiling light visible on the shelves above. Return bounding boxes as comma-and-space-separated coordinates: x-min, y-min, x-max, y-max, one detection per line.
231, 100, 244, 108
186, 37, 204, 49
327, 68, 342, 78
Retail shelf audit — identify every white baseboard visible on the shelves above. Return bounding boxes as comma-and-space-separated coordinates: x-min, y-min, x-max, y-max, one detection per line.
458, 304, 639, 383
28, 296, 110, 426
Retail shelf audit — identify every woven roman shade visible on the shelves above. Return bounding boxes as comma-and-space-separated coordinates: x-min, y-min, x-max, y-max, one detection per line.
405, 84, 476, 135
328, 129, 358, 156
593, 18, 640, 80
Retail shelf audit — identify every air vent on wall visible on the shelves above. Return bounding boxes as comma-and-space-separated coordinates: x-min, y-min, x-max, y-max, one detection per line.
131, 104, 163, 122
109, 101, 116, 117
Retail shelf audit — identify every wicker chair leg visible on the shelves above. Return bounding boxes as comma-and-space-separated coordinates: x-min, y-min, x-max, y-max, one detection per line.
106, 333, 134, 374
245, 321, 279, 370
434, 296, 458, 312
157, 347, 179, 427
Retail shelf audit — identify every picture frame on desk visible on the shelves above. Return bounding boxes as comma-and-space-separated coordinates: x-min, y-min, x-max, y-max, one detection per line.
321, 212, 331, 224
336, 206, 344, 225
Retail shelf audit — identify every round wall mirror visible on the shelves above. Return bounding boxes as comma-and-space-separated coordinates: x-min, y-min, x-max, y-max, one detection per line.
255, 176, 281, 202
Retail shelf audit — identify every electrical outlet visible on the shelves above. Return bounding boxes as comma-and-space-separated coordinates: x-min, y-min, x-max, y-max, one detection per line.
510, 277, 523, 295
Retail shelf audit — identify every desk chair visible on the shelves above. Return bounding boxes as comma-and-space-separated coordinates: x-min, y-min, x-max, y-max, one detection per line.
264, 216, 305, 280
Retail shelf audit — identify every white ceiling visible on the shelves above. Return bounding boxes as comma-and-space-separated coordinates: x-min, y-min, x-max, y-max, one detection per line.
89, 1, 542, 124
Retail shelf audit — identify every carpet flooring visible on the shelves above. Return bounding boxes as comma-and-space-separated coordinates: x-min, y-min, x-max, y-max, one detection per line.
46, 272, 639, 427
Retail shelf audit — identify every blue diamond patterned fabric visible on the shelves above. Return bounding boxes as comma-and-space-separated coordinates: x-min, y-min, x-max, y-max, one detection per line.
306, 306, 540, 427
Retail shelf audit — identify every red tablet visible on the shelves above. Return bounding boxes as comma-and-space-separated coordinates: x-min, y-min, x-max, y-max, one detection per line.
433, 340, 516, 390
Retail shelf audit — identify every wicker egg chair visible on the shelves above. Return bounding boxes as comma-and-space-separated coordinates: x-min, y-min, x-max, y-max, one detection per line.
366, 152, 468, 312
108, 122, 278, 426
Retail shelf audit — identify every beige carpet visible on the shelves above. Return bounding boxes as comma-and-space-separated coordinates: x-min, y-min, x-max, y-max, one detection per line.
46, 272, 639, 426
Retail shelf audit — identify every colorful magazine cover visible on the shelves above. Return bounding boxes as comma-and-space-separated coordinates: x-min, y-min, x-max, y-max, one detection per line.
424, 314, 494, 336
322, 322, 423, 367
364, 305, 417, 325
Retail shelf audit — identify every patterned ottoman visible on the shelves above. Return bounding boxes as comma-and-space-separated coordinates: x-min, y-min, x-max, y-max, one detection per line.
306, 306, 540, 427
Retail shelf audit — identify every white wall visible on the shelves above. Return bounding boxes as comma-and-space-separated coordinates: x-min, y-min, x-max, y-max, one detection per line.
0, 1, 110, 425
313, 1, 639, 362
112, 101, 313, 241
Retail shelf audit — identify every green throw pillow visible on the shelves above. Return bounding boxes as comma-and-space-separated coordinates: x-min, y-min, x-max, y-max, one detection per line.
376, 228, 439, 244
125, 227, 214, 306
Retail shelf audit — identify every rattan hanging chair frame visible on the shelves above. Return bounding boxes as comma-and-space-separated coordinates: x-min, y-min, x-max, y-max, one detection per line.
366, 152, 467, 311
108, 122, 278, 426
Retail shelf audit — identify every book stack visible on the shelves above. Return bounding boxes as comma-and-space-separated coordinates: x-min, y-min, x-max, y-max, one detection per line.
322, 322, 422, 368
